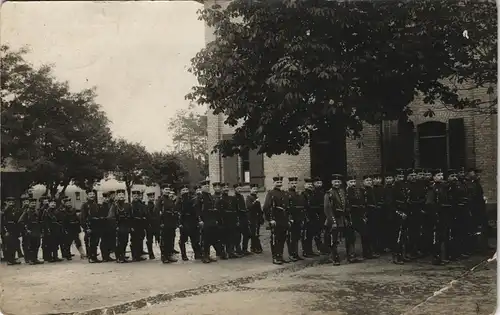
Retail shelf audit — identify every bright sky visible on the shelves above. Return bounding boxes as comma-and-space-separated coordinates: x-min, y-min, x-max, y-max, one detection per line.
1, 1, 206, 153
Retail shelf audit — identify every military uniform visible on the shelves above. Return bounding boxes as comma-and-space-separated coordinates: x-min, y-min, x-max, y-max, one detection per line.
466, 168, 489, 252
42, 199, 64, 262
60, 197, 84, 259
197, 180, 223, 263
2, 197, 22, 265
302, 179, 319, 257
156, 190, 179, 263
310, 178, 327, 254
108, 189, 132, 263
362, 175, 379, 258
286, 177, 305, 261
177, 186, 202, 261
263, 176, 289, 265
246, 184, 264, 253
212, 184, 228, 259
346, 176, 369, 260
38, 196, 50, 261
234, 183, 252, 256
99, 192, 115, 261
80, 190, 102, 263
220, 184, 239, 258
145, 192, 160, 259
18, 199, 44, 264
372, 174, 387, 252
447, 169, 469, 260
406, 169, 426, 258
392, 169, 410, 263
129, 190, 147, 262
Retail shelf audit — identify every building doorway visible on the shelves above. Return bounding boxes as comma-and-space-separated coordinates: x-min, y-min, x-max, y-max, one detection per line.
418, 121, 448, 171
310, 120, 347, 189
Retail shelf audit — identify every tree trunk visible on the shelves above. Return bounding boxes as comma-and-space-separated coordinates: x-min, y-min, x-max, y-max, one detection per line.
126, 181, 132, 203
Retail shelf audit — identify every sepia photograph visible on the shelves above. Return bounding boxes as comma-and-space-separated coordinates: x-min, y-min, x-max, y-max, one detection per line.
0, 0, 497, 314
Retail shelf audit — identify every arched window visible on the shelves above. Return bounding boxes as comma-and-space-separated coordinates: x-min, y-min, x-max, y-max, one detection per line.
417, 121, 447, 170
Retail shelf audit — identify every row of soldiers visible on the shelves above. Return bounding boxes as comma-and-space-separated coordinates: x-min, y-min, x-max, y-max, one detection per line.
1, 183, 267, 265
262, 168, 489, 266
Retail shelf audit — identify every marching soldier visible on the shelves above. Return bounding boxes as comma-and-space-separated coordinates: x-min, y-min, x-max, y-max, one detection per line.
234, 183, 252, 256
61, 196, 85, 259
42, 198, 64, 263
108, 189, 131, 263
220, 183, 239, 259
286, 177, 305, 261
246, 184, 264, 254
98, 193, 114, 262
311, 177, 327, 254
146, 192, 159, 259
2, 197, 22, 265
80, 190, 102, 263
302, 178, 319, 257
345, 176, 369, 260
197, 180, 222, 263
156, 186, 179, 263
130, 190, 147, 262
324, 174, 358, 265
18, 198, 44, 265
177, 185, 202, 261
362, 175, 380, 258
263, 176, 289, 265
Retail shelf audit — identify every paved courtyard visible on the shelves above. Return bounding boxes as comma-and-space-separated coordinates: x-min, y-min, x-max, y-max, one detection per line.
0, 231, 496, 315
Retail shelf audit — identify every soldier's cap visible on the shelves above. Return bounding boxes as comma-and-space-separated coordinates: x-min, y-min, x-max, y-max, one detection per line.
147, 192, 155, 197
313, 177, 322, 182
222, 183, 230, 188
288, 177, 298, 182
48, 198, 57, 202
395, 168, 406, 175
384, 173, 394, 177
199, 180, 210, 186
250, 183, 259, 188
414, 168, 424, 174
29, 198, 38, 203
407, 169, 417, 175
20, 193, 30, 200
180, 184, 189, 189
233, 183, 241, 188
39, 196, 49, 201
362, 175, 372, 180
467, 167, 482, 173
331, 174, 343, 181
432, 169, 443, 176
86, 189, 97, 194
161, 184, 172, 189
102, 192, 109, 198
193, 185, 200, 190
346, 175, 355, 181
131, 190, 141, 195
108, 190, 116, 195
212, 182, 221, 187
5, 197, 16, 201
448, 169, 458, 176
272, 176, 283, 182
116, 189, 126, 194
303, 178, 312, 183
371, 174, 382, 178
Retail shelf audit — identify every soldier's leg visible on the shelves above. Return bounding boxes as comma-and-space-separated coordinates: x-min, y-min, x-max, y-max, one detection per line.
4, 234, 18, 264
240, 224, 251, 255
329, 226, 341, 265
28, 235, 42, 264
391, 216, 405, 264
170, 228, 178, 255
21, 233, 30, 263
88, 230, 101, 263
146, 225, 155, 259
249, 222, 258, 252
116, 231, 127, 263
201, 227, 211, 263
276, 226, 288, 262
179, 227, 189, 261
431, 210, 445, 265
188, 225, 202, 259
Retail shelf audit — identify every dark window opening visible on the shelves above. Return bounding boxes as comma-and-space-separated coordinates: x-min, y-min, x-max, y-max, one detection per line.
418, 121, 448, 171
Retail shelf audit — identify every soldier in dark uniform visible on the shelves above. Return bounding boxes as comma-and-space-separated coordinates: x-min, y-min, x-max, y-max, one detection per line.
324, 174, 358, 265
286, 177, 305, 261
406, 169, 426, 259
80, 190, 102, 263
383, 172, 402, 264
96, 192, 114, 262
17, 193, 31, 262
108, 189, 131, 263
234, 183, 252, 256
42, 198, 64, 263
38, 196, 50, 261
129, 190, 147, 262
193, 185, 203, 254
466, 168, 489, 252
145, 192, 159, 259
362, 175, 380, 258
219, 183, 239, 259
2, 197, 22, 265
212, 183, 227, 259
345, 176, 368, 260
197, 180, 223, 263
177, 185, 202, 261
156, 186, 179, 263
447, 169, 469, 260
302, 178, 319, 257
107, 190, 117, 254
456, 168, 473, 256
60, 196, 85, 260
263, 176, 290, 265
372, 174, 387, 252
246, 184, 264, 254
392, 169, 411, 263
311, 177, 327, 254
18, 198, 44, 265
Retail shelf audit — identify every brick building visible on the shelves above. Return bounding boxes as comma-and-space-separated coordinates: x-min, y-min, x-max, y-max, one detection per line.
203, 0, 497, 205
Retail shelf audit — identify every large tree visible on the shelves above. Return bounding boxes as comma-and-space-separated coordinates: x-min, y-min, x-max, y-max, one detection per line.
187, 0, 496, 157
168, 108, 208, 177
1, 45, 115, 196
112, 139, 149, 201
142, 151, 186, 188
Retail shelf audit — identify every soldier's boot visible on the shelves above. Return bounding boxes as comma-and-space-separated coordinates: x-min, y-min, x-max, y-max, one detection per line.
331, 246, 341, 266
392, 253, 404, 265
180, 243, 189, 261
242, 238, 252, 255
16, 242, 24, 259
77, 246, 86, 259
167, 253, 178, 263
202, 249, 211, 263
272, 255, 283, 265
147, 242, 155, 260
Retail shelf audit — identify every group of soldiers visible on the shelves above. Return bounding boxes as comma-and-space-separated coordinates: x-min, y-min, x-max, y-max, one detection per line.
263, 167, 490, 266
1, 167, 490, 267
1, 183, 266, 265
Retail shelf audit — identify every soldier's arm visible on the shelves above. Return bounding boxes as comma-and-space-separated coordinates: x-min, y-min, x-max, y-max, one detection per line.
80, 203, 88, 226
262, 192, 273, 221
324, 193, 335, 222
245, 195, 252, 209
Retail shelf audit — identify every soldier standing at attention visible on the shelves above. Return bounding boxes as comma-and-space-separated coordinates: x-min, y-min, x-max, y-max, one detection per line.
43, 199, 64, 263
80, 190, 102, 263
106, 190, 117, 255
219, 183, 239, 259
156, 186, 178, 263
97, 193, 114, 262
263, 176, 289, 265
345, 176, 368, 261
372, 174, 387, 252
108, 189, 131, 263
246, 184, 264, 254
145, 192, 158, 259
18, 193, 31, 263
2, 197, 22, 265
197, 180, 222, 263
234, 183, 252, 256
61, 197, 85, 259
447, 169, 467, 260
466, 168, 489, 253
456, 168, 473, 256
362, 175, 380, 258
406, 169, 425, 259
129, 190, 147, 262
38, 196, 50, 261
213, 183, 228, 259
311, 177, 327, 254
176, 185, 202, 261
286, 177, 305, 261
302, 179, 319, 257
18, 198, 44, 265
393, 169, 411, 262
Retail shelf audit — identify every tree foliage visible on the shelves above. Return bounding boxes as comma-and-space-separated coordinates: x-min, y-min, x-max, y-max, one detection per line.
112, 139, 149, 201
1, 45, 115, 196
187, 0, 497, 158
168, 108, 208, 177
142, 151, 186, 188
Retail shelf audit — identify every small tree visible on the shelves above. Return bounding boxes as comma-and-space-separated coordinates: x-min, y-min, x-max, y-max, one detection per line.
112, 139, 149, 201
142, 152, 186, 188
